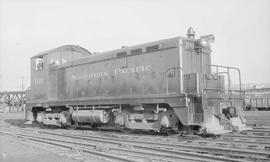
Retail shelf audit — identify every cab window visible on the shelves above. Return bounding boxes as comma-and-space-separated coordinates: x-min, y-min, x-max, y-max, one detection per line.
35, 57, 44, 71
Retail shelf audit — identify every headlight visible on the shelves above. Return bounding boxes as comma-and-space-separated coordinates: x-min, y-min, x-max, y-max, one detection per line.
199, 34, 215, 47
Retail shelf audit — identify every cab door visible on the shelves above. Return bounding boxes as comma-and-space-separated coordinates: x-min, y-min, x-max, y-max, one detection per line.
30, 56, 48, 101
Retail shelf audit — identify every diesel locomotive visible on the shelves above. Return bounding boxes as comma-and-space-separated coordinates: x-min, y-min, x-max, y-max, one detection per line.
25, 28, 250, 134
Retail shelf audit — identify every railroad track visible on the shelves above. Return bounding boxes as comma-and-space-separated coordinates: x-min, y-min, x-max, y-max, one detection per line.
241, 130, 270, 136
2, 113, 270, 162
1, 126, 269, 162
0, 129, 146, 162
0, 128, 222, 162
248, 126, 270, 134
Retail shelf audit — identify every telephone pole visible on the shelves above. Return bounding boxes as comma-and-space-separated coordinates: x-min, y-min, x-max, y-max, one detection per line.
0, 74, 1, 91
21, 76, 24, 91
0, 65, 1, 91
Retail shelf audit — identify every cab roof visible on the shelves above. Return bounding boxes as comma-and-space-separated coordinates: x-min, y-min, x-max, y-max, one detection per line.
31, 45, 91, 58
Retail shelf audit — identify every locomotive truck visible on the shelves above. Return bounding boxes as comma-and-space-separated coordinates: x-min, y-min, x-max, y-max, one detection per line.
25, 27, 250, 134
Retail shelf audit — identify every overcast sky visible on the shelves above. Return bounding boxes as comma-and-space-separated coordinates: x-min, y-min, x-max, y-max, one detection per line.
0, 0, 269, 90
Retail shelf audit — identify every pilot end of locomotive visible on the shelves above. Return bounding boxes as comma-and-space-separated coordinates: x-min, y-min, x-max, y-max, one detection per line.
182, 27, 251, 134
202, 106, 251, 134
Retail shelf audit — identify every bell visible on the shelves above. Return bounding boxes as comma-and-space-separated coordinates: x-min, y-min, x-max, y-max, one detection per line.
187, 27, 195, 39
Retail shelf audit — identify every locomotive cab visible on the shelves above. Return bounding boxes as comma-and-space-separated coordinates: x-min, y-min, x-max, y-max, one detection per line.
26, 45, 91, 122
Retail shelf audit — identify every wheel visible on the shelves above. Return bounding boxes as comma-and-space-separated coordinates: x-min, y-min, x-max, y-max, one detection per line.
59, 111, 71, 126
70, 121, 79, 129
120, 127, 133, 134
165, 129, 178, 136
90, 123, 99, 130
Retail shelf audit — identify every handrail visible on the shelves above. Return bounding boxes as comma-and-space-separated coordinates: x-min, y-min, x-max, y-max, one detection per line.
203, 65, 243, 107
208, 65, 242, 92
204, 88, 245, 93
204, 88, 245, 98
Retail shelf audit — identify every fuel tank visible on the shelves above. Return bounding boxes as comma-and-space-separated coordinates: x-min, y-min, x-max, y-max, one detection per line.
72, 110, 110, 124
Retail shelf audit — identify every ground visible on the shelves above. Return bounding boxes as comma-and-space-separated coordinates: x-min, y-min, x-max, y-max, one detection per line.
0, 136, 81, 162
0, 112, 82, 162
